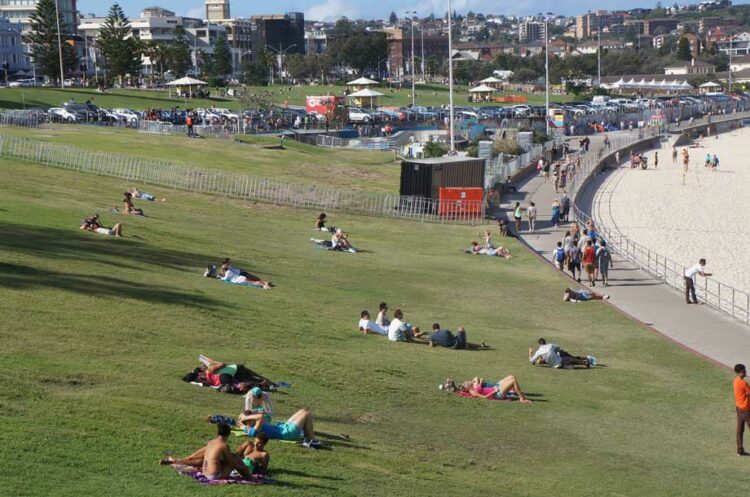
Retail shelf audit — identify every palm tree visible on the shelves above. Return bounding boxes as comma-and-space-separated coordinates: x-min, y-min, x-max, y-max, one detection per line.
143, 40, 169, 82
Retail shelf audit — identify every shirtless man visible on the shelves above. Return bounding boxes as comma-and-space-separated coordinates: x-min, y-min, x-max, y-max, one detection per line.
160, 423, 251, 480
682, 149, 690, 185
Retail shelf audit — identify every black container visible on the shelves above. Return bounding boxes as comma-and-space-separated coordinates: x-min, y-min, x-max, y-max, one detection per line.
399, 157, 485, 200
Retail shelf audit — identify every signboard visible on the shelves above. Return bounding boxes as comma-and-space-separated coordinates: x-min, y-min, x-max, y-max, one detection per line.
305, 95, 344, 114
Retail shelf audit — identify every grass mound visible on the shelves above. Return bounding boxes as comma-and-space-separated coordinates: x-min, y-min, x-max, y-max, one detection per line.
0, 158, 745, 497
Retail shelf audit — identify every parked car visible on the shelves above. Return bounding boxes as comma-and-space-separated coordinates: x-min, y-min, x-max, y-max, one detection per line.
8, 78, 35, 88
348, 108, 373, 123
512, 104, 531, 117
48, 107, 79, 122
214, 108, 239, 122
111, 108, 140, 123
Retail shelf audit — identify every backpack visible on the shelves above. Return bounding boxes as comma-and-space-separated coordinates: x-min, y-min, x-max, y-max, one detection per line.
554, 248, 565, 262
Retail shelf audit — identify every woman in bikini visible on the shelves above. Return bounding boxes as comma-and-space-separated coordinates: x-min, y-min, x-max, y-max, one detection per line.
123, 192, 144, 215
461, 376, 532, 403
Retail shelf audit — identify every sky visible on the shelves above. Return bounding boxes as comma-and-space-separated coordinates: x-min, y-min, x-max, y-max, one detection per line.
77, 0, 749, 22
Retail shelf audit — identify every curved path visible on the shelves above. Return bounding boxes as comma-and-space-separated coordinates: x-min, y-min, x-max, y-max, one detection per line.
503, 131, 750, 369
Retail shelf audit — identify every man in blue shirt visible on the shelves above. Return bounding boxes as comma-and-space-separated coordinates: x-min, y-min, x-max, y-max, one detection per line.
428, 323, 487, 349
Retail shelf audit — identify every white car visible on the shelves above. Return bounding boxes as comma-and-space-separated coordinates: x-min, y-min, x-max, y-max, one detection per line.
9, 78, 34, 88
194, 108, 221, 123
214, 108, 239, 122
348, 108, 372, 122
112, 108, 140, 123
48, 107, 78, 122
512, 104, 531, 117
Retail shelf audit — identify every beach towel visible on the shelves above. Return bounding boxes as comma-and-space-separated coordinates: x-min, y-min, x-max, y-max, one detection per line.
454, 390, 518, 401
221, 278, 265, 289
174, 465, 272, 485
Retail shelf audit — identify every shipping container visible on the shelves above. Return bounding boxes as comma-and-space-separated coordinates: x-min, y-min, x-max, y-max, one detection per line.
399, 156, 485, 200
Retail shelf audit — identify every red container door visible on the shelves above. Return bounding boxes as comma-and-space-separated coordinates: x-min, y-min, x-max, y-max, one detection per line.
438, 187, 484, 220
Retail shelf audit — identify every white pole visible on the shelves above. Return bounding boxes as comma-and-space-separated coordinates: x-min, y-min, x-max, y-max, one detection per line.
409, 11, 416, 107
597, 17, 601, 86
54, 0, 65, 88
545, 16, 549, 135
729, 34, 733, 92
421, 23, 425, 80
447, 0, 455, 152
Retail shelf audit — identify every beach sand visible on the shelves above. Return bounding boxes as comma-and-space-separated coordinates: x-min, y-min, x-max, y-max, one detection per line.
593, 128, 750, 293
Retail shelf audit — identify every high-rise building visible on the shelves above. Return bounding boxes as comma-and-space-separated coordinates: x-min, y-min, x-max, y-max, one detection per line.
518, 21, 546, 43
250, 12, 305, 60
0, 0, 77, 34
205, 0, 230, 22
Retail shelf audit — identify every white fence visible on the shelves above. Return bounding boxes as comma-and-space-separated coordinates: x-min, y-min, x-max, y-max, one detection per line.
0, 134, 485, 224
569, 112, 750, 325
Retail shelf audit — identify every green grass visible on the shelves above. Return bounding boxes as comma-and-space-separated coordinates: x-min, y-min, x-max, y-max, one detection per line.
0, 85, 572, 111
1, 155, 749, 497
0, 126, 400, 193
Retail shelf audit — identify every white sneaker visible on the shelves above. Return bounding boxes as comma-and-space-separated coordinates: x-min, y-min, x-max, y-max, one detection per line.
603, 295, 610, 300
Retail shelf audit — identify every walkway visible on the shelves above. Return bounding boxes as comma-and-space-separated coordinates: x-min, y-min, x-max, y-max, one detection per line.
503, 131, 750, 368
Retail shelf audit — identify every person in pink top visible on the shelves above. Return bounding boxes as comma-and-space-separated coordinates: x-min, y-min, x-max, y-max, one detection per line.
463, 376, 532, 403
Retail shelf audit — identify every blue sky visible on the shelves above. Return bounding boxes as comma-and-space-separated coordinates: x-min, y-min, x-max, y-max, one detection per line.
77, 0, 749, 22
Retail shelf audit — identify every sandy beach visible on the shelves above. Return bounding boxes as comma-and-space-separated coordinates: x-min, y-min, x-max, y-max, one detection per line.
592, 128, 750, 293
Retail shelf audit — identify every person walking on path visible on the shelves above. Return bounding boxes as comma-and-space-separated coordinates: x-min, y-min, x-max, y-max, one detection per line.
513, 202, 523, 234
527, 202, 537, 233
682, 149, 690, 185
672, 146, 678, 165
653, 151, 658, 169
595, 241, 613, 287
567, 240, 582, 283
734, 364, 750, 456
582, 240, 597, 286
684, 258, 712, 304
186, 113, 194, 137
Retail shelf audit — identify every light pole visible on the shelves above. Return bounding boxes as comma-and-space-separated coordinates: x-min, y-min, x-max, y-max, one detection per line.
420, 23, 425, 80
54, 0, 65, 88
540, 12, 551, 135
266, 44, 296, 85
597, 15, 602, 86
728, 32, 735, 93
406, 11, 417, 107
447, 1, 455, 152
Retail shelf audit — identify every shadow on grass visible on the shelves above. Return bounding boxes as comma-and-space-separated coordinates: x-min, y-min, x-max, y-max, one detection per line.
0, 222, 214, 272
0, 262, 224, 309
271, 468, 344, 481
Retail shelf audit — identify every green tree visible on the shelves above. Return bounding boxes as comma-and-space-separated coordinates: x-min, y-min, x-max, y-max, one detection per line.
98, 3, 142, 84
24, 0, 77, 84
168, 25, 192, 76
389, 11, 398, 25
676, 36, 691, 61
240, 49, 270, 86
143, 40, 169, 80
328, 20, 388, 74
423, 141, 447, 158
209, 34, 233, 78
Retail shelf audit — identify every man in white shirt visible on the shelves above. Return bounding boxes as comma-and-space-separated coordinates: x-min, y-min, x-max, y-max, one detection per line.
684, 258, 712, 304
358, 310, 387, 336
387, 309, 425, 342
528, 338, 594, 368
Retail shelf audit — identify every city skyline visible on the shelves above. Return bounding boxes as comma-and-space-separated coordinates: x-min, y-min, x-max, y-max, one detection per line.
75, 0, 750, 23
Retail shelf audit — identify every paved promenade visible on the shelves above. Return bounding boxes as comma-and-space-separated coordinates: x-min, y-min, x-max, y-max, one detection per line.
502, 131, 750, 368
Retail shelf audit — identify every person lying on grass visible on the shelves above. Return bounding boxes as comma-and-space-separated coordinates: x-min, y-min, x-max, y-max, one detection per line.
442, 377, 532, 403
358, 310, 388, 336
215, 258, 273, 289
428, 323, 488, 349
122, 191, 144, 216
130, 187, 166, 202
466, 241, 512, 258
563, 287, 610, 303
209, 408, 322, 449
183, 356, 274, 392
388, 309, 427, 343
79, 213, 123, 237
528, 338, 596, 368
159, 423, 252, 481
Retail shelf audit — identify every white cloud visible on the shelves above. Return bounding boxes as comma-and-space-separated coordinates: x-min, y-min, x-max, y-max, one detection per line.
305, 0, 361, 21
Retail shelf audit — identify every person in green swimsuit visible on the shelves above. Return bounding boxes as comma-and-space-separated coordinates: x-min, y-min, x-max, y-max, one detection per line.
235, 433, 270, 475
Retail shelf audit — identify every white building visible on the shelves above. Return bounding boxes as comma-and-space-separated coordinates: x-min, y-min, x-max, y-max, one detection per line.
0, 0, 77, 34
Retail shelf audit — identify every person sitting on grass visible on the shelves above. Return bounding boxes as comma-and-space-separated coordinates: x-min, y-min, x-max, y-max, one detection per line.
234, 433, 270, 476
445, 377, 532, 403
358, 310, 388, 336
376, 302, 390, 328
466, 241, 512, 258
331, 229, 357, 252
80, 213, 123, 237
216, 258, 273, 289
159, 423, 252, 481
315, 213, 335, 232
563, 287, 610, 303
130, 187, 165, 202
528, 338, 596, 368
388, 309, 426, 342
428, 323, 487, 349
122, 191, 144, 215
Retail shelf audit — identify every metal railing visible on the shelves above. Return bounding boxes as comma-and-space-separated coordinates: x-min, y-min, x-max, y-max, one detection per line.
0, 133, 485, 224
568, 111, 750, 325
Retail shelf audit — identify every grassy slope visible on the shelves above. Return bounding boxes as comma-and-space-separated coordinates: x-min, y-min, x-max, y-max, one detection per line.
0, 85, 572, 111
0, 158, 748, 497
0, 126, 400, 193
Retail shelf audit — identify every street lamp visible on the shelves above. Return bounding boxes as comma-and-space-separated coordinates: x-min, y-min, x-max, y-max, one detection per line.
447, 1, 455, 152
406, 11, 417, 107
728, 31, 736, 93
597, 15, 602, 87
266, 44, 297, 85
539, 12, 552, 135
